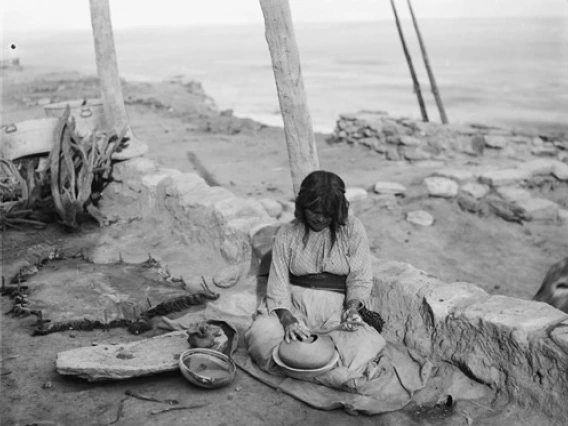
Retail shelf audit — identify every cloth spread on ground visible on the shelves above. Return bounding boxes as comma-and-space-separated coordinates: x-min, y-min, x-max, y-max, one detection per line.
160, 300, 491, 416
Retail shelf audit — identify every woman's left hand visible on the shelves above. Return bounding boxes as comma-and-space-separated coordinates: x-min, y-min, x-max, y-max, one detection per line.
341, 307, 363, 331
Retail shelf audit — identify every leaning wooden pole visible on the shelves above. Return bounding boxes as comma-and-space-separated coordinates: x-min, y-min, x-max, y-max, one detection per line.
407, 0, 448, 124
259, 0, 319, 196
389, 0, 428, 122
89, 0, 147, 160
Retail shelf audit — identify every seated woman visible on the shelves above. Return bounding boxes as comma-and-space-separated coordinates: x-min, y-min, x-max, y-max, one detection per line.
245, 170, 386, 391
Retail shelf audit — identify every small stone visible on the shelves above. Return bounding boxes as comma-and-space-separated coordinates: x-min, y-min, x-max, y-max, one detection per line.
212, 264, 244, 288
553, 162, 568, 181
406, 210, 435, 227
386, 146, 401, 161
424, 177, 459, 198
470, 135, 486, 156
42, 381, 53, 389
484, 135, 508, 149
69, 334, 76, 338
457, 194, 487, 215
399, 135, 423, 147
359, 137, 378, 148
402, 147, 431, 161
345, 187, 368, 203
235, 385, 242, 392
373, 181, 406, 195
460, 183, 489, 200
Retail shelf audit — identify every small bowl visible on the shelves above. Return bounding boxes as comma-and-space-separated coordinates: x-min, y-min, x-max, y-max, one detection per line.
179, 348, 236, 389
272, 346, 339, 380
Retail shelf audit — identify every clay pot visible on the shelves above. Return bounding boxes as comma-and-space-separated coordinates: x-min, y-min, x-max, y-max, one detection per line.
277, 334, 335, 370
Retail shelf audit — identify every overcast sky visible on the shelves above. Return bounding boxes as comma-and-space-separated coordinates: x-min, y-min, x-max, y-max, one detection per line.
2, 0, 567, 34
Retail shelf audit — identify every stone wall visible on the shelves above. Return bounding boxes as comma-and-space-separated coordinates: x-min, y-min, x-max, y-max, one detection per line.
109, 156, 568, 422
109, 157, 275, 269
369, 258, 568, 421
329, 111, 568, 162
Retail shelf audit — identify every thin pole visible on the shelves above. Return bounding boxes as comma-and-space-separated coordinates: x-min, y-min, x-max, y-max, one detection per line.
407, 0, 448, 124
389, 0, 428, 122
259, 0, 319, 195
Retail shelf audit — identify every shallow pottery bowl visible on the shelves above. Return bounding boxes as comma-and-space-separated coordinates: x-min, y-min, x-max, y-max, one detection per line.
272, 347, 340, 379
179, 348, 236, 389
277, 334, 335, 369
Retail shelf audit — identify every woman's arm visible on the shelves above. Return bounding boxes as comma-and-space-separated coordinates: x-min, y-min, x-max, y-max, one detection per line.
266, 225, 311, 341
345, 217, 373, 309
266, 226, 294, 313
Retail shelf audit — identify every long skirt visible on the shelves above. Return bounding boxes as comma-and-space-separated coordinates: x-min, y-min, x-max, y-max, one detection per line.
245, 285, 386, 392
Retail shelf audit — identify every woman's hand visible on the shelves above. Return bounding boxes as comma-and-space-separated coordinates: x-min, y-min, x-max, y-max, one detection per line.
341, 306, 363, 331
284, 321, 311, 343
275, 309, 311, 343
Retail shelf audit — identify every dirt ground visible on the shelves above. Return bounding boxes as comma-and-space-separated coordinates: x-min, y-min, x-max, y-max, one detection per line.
1, 66, 567, 426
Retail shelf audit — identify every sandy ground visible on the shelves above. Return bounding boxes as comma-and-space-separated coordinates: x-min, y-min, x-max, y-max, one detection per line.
2, 66, 567, 426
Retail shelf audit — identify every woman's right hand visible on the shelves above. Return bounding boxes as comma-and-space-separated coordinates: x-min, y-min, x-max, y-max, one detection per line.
284, 321, 311, 343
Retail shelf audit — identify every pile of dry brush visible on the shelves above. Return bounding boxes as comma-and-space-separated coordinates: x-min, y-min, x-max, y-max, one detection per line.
0, 106, 128, 230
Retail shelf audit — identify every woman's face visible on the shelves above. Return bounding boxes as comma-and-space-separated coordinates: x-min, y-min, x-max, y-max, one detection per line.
305, 207, 332, 232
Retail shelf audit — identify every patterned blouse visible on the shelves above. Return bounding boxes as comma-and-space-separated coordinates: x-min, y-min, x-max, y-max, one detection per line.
266, 216, 373, 314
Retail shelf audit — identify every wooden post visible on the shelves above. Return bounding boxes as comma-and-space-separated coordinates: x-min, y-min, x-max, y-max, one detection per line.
407, 0, 448, 124
389, 0, 428, 122
259, 0, 319, 196
89, 0, 147, 159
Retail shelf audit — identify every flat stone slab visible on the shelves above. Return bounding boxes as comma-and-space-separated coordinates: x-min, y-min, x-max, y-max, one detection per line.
479, 169, 531, 187
56, 331, 190, 381
517, 159, 559, 176
431, 168, 474, 183
514, 198, 559, 221
494, 186, 532, 203
373, 181, 406, 195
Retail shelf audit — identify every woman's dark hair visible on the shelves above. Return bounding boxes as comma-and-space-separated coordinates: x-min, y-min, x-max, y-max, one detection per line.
295, 170, 349, 247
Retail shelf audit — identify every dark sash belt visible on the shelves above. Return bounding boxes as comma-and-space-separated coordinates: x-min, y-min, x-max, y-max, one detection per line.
289, 272, 386, 334
289, 272, 347, 293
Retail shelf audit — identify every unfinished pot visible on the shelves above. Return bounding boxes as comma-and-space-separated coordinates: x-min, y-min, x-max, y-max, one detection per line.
0, 118, 59, 160
272, 347, 339, 380
277, 334, 335, 370
44, 99, 108, 137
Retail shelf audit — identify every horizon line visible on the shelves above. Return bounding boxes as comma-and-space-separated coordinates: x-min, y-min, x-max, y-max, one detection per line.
3, 14, 566, 36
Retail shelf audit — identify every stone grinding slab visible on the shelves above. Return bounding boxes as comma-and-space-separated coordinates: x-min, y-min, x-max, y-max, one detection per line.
56, 331, 189, 381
